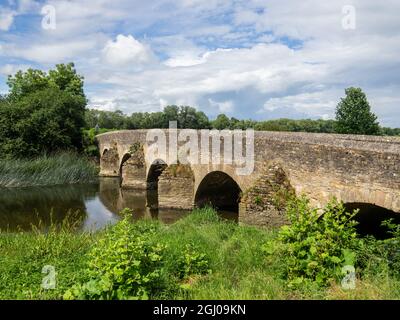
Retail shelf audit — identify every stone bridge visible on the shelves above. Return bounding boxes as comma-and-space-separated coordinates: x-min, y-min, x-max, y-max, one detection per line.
96, 130, 400, 227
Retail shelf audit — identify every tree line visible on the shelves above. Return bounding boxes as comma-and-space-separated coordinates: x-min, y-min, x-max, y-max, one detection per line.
85, 93, 399, 136
85, 107, 339, 132
0, 63, 398, 159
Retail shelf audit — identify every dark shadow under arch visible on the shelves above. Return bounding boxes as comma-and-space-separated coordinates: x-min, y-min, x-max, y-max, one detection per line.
195, 171, 241, 218
345, 202, 400, 240
146, 160, 168, 210
147, 160, 168, 190
119, 153, 131, 176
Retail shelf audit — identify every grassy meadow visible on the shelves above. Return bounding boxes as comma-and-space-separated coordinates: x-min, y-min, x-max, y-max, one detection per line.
1, 207, 399, 300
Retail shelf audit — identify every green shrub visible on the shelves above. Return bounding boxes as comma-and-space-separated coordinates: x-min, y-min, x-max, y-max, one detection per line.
177, 244, 211, 280
382, 220, 400, 277
64, 210, 166, 300
263, 197, 360, 287
356, 220, 400, 280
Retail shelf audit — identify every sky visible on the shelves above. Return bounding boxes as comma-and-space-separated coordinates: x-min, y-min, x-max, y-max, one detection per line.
0, 0, 399, 127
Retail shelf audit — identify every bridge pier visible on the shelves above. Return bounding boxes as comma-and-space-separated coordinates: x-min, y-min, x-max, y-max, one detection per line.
120, 157, 147, 189
239, 164, 294, 228
158, 164, 195, 210
120, 144, 147, 189
100, 147, 120, 177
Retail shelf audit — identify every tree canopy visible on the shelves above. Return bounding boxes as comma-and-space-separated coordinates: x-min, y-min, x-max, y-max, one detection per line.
335, 87, 380, 135
0, 63, 86, 158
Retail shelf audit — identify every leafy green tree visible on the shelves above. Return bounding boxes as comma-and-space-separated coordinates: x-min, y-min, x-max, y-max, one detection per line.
177, 106, 210, 129
48, 63, 85, 97
195, 110, 211, 129
211, 114, 231, 130
99, 110, 126, 129
6, 69, 48, 100
380, 127, 400, 136
84, 109, 100, 128
335, 87, 380, 135
126, 112, 145, 129
0, 63, 86, 158
149, 111, 166, 128
163, 105, 179, 126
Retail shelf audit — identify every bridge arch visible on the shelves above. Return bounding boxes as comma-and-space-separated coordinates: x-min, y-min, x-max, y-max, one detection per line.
194, 171, 242, 214
119, 153, 131, 176
344, 202, 400, 240
146, 159, 168, 190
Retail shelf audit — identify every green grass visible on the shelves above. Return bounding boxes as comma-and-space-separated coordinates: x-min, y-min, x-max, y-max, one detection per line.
0, 208, 399, 300
0, 221, 96, 299
0, 153, 99, 188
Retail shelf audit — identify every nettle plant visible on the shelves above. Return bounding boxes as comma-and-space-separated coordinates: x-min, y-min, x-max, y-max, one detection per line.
263, 197, 360, 287
64, 209, 165, 300
177, 243, 211, 281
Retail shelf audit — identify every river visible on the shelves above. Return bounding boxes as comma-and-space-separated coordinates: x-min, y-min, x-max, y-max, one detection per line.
0, 178, 193, 232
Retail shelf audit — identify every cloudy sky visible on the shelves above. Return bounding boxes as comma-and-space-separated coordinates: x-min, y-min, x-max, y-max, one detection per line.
0, 0, 399, 127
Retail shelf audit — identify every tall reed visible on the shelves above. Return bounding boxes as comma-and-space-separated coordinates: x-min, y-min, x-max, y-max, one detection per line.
0, 152, 99, 188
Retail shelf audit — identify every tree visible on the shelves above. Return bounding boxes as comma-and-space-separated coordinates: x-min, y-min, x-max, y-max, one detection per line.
211, 114, 231, 130
177, 106, 210, 129
0, 63, 86, 158
195, 110, 211, 129
335, 87, 380, 135
163, 105, 179, 126
48, 63, 85, 97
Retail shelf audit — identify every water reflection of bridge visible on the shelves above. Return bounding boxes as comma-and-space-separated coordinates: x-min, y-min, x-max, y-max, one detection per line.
99, 177, 189, 224
0, 178, 190, 232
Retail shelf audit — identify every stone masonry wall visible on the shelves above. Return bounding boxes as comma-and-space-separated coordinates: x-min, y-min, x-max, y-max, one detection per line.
240, 163, 295, 228
100, 146, 119, 177
158, 164, 195, 210
120, 143, 147, 189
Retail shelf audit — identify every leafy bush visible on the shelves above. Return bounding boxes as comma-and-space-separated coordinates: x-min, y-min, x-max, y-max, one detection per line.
356, 220, 400, 280
177, 244, 211, 280
382, 220, 400, 277
64, 210, 166, 300
263, 197, 360, 287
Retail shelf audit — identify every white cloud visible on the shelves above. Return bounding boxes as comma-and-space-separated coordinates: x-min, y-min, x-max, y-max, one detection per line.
0, 63, 30, 76
209, 99, 234, 113
0, 9, 15, 31
0, 38, 99, 63
102, 34, 153, 67
1, 0, 400, 126
263, 91, 339, 119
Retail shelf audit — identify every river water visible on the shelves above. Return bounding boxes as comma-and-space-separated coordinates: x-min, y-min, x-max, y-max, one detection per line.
0, 178, 192, 232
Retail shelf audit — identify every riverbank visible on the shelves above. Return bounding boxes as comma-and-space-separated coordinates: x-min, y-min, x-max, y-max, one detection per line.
0, 207, 399, 300
0, 153, 99, 188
